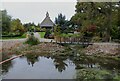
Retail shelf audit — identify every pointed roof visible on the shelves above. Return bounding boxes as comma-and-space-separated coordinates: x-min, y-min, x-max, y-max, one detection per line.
40, 12, 54, 27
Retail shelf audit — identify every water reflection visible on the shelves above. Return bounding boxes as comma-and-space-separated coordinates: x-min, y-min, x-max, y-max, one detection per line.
25, 54, 39, 67
2, 60, 13, 75
2, 53, 120, 79
73, 56, 120, 80
53, 57, 68, 72
2, 52, 14, 75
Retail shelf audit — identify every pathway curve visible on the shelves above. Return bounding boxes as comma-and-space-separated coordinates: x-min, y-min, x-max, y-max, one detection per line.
33, 32, 55, 42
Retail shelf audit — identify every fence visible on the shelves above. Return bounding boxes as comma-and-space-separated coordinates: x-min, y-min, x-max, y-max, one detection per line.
54, 36, 92, 44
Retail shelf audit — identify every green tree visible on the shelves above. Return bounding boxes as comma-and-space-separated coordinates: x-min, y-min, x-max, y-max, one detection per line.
10, 19, 24, 35
71, 2, 120, 41
1, 10, 11, 34
55, 13, 69, 33
23, 22, 36, 32
54, 25, 61, 36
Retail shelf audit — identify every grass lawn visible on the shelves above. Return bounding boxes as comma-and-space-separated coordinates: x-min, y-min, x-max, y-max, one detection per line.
1, 33, 26, 40
38, 32, 45, 38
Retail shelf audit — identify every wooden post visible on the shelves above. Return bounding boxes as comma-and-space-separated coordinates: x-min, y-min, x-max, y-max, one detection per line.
60, 37, 61, 44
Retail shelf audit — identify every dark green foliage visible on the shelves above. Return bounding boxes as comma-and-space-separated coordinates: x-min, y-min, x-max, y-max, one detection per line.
70, 2, 120, 41
54, 25, 61, 36
55, 13, 69, 33
55, 13, 66, 27
1, 10, 25, 36
2, 10, 11, 34
23, 22, 38, 32
25, 34, 39, 45
10, 19, 25, 35
44, 29, 51, 38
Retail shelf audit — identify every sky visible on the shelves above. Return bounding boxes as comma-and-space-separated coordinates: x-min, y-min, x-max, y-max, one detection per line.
1, 0, 77, 25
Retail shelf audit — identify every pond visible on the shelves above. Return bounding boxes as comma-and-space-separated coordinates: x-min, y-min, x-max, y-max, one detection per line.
1, 53, 120, 80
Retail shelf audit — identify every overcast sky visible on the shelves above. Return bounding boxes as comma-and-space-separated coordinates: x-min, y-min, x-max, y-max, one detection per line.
1, 0, 77, 25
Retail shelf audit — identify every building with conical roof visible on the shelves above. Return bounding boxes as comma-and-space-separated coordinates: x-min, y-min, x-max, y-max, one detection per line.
40, 12, 55, 30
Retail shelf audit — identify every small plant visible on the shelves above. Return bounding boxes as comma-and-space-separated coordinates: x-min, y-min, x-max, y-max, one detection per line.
91, 36, 101, 42
25, 33, 39, 45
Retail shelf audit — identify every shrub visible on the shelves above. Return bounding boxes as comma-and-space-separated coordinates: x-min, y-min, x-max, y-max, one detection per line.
40, 28, 46, 32
44, 29, 51, 38
21, 33, 26, 38
91, 36, 101, 42
25, 34, 39, 45
60, 33, 81, 38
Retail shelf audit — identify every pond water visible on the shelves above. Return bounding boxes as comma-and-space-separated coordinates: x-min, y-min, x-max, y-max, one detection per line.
1, 53, 120, 80
2, 56, 76, 79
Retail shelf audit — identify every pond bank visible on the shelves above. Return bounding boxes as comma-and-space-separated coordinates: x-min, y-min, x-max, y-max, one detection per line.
1, 40, 120, 63
84, 43, 120, 56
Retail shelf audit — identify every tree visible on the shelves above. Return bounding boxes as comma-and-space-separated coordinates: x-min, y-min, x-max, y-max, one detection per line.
10, 19, 24, 35
23, 22, 36, 32
55, 13, 66, 26
71, 2, 120, 41
55, 13, 69, 33
54, 25, 61, 36
1, 10, 11, 34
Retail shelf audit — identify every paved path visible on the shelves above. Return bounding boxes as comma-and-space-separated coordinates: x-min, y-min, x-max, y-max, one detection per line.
0, 32, 55, 43
34, 32, 55, 42
0, 38, 26, 42
34, 32, 41, 40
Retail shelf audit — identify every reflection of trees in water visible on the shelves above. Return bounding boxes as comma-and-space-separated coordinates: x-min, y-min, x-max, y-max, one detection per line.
53, 57, 68, 72
72, 56, 120, 71
2, 52, 13, 75
72, 56, 120, 80
72, 56, 97, 69
25, 54, 39, 67
2, 60, 13, 75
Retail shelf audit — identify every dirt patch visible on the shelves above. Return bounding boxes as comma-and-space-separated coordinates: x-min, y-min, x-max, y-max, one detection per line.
0, 40, 25, 61
14, 42, 66, 56
85, 43, 120, 56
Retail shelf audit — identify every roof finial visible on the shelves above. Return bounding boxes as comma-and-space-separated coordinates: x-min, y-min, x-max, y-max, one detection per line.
46, 12, 49, 17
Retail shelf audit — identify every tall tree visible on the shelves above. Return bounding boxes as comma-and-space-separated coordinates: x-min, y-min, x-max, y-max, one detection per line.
23, 22, 36, 32
55, 13, 68, 33
71, 2, 120, 41
10, 19, 24, 35
2, 10, 11, 34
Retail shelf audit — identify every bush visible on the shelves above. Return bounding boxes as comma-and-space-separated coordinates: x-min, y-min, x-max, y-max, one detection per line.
40, 28, 46, 32
44, 29, 51, 38
60, 33, 81, 38
25, 34, 39, 45
21, 33, 26, 38
91, 36, 101, 42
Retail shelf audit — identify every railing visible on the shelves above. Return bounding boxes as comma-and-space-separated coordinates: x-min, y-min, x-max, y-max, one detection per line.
54, 36, 93, 45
